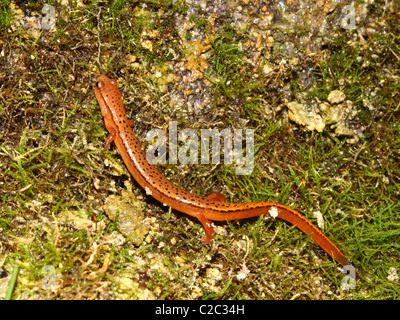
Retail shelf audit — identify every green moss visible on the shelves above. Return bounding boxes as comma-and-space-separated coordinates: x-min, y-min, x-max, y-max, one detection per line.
0, 0, 14, 30
1, 0, 399, 300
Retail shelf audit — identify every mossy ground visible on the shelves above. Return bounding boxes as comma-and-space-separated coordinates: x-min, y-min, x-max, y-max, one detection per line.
0, 0, 399, 299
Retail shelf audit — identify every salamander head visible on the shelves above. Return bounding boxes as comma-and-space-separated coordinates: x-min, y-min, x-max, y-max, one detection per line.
95, 74, 118, 93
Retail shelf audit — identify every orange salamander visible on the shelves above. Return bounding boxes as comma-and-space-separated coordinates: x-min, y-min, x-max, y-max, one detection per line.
94, 74, 353, 269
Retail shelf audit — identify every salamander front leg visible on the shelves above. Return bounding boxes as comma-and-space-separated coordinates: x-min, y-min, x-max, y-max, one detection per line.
196, 212, 214, 244
104, 128, 117, 150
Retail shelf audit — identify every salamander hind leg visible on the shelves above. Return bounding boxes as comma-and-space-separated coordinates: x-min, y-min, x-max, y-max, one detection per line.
206, 192, 225, 202
195, 212, 215, 244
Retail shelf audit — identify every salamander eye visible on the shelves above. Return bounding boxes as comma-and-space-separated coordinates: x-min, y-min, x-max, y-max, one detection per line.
96, 81, 104, 89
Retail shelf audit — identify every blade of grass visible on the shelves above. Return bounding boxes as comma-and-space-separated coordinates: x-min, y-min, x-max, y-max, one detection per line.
5, 267, 19, 300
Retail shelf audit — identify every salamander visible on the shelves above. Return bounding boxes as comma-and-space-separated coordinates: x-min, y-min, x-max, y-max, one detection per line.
94, 74, 353, 268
